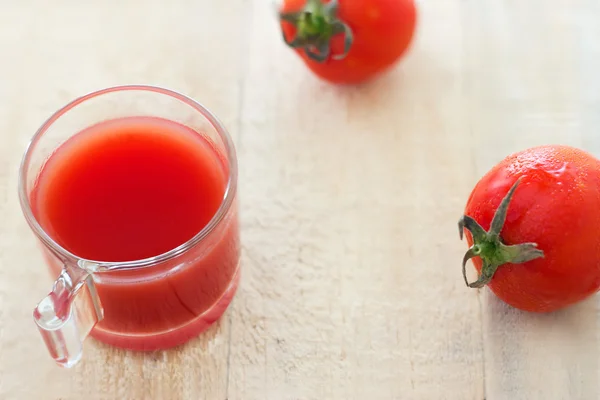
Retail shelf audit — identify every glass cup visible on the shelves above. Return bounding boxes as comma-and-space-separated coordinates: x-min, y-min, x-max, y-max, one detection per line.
18, 85, 240, 368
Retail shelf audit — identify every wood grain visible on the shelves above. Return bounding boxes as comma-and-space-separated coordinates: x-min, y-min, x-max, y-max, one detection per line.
0, 0, 599, 399
228, 0, 484, 399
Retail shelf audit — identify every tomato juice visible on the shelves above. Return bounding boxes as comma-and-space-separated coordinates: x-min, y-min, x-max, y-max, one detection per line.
30, 116, 240, 350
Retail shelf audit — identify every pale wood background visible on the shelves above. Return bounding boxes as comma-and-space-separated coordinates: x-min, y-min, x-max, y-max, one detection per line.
1, 0, 599, 399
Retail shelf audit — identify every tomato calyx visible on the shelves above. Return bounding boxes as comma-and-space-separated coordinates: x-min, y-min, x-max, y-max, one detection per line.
459, 177, 545, 288
279, 0, 354, 63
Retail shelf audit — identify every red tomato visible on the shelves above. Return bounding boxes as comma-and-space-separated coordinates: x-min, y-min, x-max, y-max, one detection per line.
278, 0, 417, 84
460, 145, 600, 312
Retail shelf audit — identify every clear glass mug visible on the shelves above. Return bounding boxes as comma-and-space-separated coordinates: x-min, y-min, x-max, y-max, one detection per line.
18, 85, 240, 368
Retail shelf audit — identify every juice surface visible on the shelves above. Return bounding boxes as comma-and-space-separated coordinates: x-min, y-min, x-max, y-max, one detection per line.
31, 116, 240, 350
32, 116, 226, 261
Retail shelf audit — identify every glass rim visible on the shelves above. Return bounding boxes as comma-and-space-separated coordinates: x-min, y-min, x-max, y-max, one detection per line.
18, 84, 238, 272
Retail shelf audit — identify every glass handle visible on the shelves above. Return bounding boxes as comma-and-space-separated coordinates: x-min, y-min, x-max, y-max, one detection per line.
33, 267, 104, 368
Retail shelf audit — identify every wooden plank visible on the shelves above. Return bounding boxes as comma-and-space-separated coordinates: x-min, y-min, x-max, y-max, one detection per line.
464, 0, 600, 399
0, 1, 246, 399
227, 0, 484, 398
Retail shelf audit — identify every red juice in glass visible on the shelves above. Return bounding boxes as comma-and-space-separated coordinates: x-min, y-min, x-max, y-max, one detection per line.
19, 86, 240, 367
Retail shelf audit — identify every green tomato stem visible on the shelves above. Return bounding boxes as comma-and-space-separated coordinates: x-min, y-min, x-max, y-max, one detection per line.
459, 177, 545, 288
278, 0, 354, 63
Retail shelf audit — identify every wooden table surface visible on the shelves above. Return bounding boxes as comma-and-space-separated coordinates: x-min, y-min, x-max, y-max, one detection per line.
1, 1, 600, 399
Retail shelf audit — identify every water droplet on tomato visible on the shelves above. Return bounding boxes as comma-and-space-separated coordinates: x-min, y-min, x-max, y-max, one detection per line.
545, 162, 568, 178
